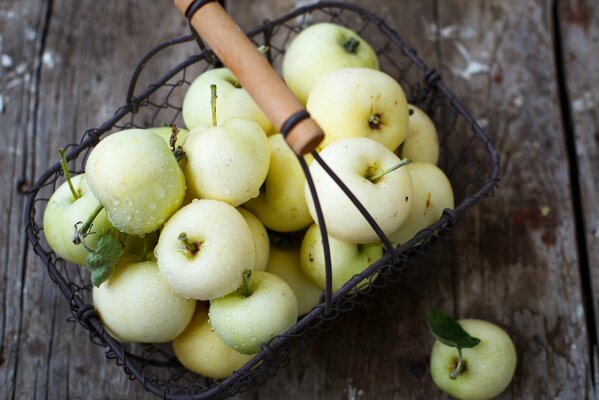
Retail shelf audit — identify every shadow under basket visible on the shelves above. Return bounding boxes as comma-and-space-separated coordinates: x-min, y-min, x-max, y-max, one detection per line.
24, 2, 500, 399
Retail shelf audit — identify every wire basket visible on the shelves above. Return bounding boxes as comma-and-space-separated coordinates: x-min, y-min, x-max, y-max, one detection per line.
24, 2, 499, 399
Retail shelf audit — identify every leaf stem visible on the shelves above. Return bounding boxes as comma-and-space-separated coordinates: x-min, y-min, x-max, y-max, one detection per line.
73, 204, 104, 245
367, 159, 411, 182
211, 84, 217, 127
140, 235, 149, 262
343, 37, 360, 53
59, 148, 80, 201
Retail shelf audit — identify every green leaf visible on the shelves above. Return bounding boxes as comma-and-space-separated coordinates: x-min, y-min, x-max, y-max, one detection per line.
85, 230, 124, 287
425, 308, 481, 349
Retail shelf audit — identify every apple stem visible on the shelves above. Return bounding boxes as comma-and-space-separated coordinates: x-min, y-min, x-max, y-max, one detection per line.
211, 83, 218, 127
169, 124, 180, 151
449, 347, 464, 380
368, 113, 382, 129
73, 204, 104, 246
343, 37, 360, 54
178, 232, 201, 256
59, 148, 80, 201
241, 269, 252, 297
367, 159, 411, 182
140, 234, 149, 262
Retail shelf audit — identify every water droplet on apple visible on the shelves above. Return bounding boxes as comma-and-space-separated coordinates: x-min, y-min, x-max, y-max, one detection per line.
148, 203, 157, 210
155, 186, 166, 199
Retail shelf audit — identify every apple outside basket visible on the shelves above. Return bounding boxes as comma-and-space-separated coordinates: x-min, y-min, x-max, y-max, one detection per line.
23, 1, 500, 399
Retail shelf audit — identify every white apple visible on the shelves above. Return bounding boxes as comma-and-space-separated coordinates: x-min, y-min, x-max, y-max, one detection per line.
154, 199, 255, 300
282, 22, 379, 104
300, 223, 382, 293
238, 208, 270, 271
388, 162, 454, 245
85, 128, 186, 235
305, 137, 413, 243
265, 243, 322, 316
183, 118, 270, 207
182, 68, 274, 134
209, 270, 298, 355
93, 257, 196, 343
43, 174, 112, 266
306, 68, 409, 151
243, 134, 313, 232
399, 105, 440, 165
172, 303, 255, 379
430, 319, 517, 400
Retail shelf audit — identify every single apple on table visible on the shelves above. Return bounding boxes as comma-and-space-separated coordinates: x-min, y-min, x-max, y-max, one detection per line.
244, 133, 313, 233
209, 270, 298, 355
173, 302, 255, 379
306, 68, 409, 152
300, 223, 383, 293
93, 256, 196, 343
182, 67, 274, 134
265, 242, 322, 316
305, 137, 413, 244
154, 199, 255, 300
85, 128, 186, 235
182, 118, 270, 207
399, 104, 440, 165
282, 22, 379, 104
427, 309, 517, 400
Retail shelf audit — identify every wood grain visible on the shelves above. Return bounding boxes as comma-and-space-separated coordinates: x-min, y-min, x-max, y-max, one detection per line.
0, 0, 595, 399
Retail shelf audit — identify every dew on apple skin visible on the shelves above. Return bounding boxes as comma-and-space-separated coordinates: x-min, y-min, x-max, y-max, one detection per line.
155, 186, 166, 200
148, 203, 157, 210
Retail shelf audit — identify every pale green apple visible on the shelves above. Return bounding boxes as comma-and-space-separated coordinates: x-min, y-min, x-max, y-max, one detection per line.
282, 22, 379, 104
265, 243, 322, 316
244, 134, 313, 232
430, 319, 517, 400
305, 137, 413, 243
183, 118, 270, 207
388, 162, 454, 245
93, 257, 196, 343
182, 68, 274, 134
43, 174, 112, 266
173, 303, 255, 379
238, 208, 270, 271
85, 128, 186, 235
306, 68, 409, 151
300, 223, 382, 293
209, 271, 298, 355
399, 105, 440, 165
154, 199, 255, 300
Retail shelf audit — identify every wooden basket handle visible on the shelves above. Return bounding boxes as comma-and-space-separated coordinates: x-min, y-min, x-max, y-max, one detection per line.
174, 0, 324, 155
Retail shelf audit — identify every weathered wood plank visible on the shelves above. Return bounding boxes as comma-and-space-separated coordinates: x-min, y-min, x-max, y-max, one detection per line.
558, 0, 599, 355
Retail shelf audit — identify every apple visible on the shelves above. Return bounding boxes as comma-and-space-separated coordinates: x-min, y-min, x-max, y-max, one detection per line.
238, 208, 270, 272
399, 105, 440, 165
243, 134, 313, 232
209, 270, 298, 355
265, 243, 322, 316
154, 199, 255, 300
85, 128, 186, 235
306, 68, 409, 151
182, 118, 270, 207
172, 303, 255, 379
304, 137, 413, 243
430, 319, 517, 400
182, 68, 274, 134
282, 22, 379, 104
43, 174, 112, 266
300, 223, 383, 293
388, 162, 454, 245
93, 257, 196, 343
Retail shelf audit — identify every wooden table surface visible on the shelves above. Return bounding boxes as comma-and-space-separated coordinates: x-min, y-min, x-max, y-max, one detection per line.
1, 0, 598, 399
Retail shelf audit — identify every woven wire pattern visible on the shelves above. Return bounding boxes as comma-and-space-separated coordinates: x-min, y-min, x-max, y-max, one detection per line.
24, 2, 499, 399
